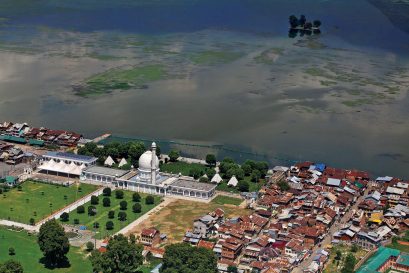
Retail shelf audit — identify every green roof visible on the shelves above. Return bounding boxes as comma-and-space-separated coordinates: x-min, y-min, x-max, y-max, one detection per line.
397, 253, 409, 267
0, 135, 27, 144
354, 181, 364, 189
29, 139, 44, 146
357, 247, 400, 273
5, 176, 17, 183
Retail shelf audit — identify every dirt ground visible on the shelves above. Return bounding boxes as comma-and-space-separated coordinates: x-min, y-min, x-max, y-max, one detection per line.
127, 199, 251, 244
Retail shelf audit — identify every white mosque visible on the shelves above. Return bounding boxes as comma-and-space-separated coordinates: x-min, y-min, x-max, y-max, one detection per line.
80, 142, 217, 200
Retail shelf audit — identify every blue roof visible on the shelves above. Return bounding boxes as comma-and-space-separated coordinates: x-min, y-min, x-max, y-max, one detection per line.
315, 163, 326, 172
44, 151, 97, 163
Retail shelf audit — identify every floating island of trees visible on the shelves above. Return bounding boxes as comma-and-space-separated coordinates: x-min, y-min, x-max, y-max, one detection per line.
288, 15, 322, 38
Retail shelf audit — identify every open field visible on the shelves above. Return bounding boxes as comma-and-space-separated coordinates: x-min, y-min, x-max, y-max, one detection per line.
323, 244, 367, 273
0, 181, 98, 224
66, 190, 161, 239
127, 199, 251, 244
211, 195, 243, 206
0, 227, 92, 273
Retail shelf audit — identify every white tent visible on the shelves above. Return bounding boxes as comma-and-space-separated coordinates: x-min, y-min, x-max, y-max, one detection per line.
211, 173, 223, 184
104, 156, 115, 166
202, 174, 208, 178
227, 176, 238, 187
118, 158, 128, 167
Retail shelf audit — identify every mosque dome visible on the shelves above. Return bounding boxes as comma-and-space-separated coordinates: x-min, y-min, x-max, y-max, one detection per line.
138, 150, 159, 170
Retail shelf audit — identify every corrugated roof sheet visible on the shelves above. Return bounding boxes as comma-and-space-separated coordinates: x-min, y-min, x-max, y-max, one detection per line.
356, 247, 400, 273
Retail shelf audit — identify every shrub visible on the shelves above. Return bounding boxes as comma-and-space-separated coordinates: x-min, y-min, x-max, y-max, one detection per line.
86, 241, 94, 252
17, 186, 22, 191
120, 201, 128, 210
145, 195, 155, 205
74, 218, 79, 225
199, 176, 209, 183
77, 205, 85, 214
132, 193, 141, 202
108, 210, 115, 219
8, 247, 15, 256
237, 180, 249, 192
60, 212, 69, 222
93, 222, 100, 229
103, 187, 111, 196
106, 221, 114, 230
132, 203, 142, 213
118, 212, 127, 221
29, 218, 35, 225
88, 205, 97, 216
115, 190, 124, 199
91, 195, 99, 205
103, 197, 111, 207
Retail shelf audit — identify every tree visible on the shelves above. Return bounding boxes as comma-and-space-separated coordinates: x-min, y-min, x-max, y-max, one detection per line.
86, 241, 94, 252
90, 234, 143, 273
132, 203, 142, 213
106, 221, 114, 230
255, 161, 269, 178
226, 166, 244, 180
103, 187, 111, 196
304, 22, 313, 30
120, 201, 128, 210
313, 20, 322, 28
237, 180, 249, 192
108, 210, 115, 219
29, 218, 35, 226
115, 190, 124, 199
91, 195, 99, 205
118, 212, 127, 221
60, 212, 69, 222
37, 219, 69, 266
146, 195, 155, 205
74, 219, 79, 225
189, 168, 203, 179
128, 142, 146, 166
132, 193, 141, 202
199, 176, 209, 183
241, 163, 252, 176
289, 15, 299, 28
341, 253, 356, 273
351, 244, 359, 253
160, 243, 218, 273
335, 250, 342, 260
250, 169, 261, 182
77, 205, 85, 214
8, 247, 15, 256
168, 150, 180, 162
88, 205, 97, 216
277, 180, 290, 191
227, 265, 238, 273
103, 197, 111, 207
0, 260, 24, 273
206, 168, 216, 178
299, 15, 307, 26
205, 154, 216, 166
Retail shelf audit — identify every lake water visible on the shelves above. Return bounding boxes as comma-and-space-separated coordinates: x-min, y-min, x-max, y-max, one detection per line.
0, 0, 409, 177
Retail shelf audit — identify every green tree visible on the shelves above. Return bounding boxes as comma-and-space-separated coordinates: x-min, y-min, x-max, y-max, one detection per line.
132, 192, 141, 202
8, 247, 15, 256
160, 243, 218, 273
132, 203, 142, 213
255, 161, 269, 178
77, 205, 85, 214
189, 168, 203, 179
106, 221, 114, 230
108, 210, 115, 219
289, 15, 299, 28
277, 180, 290, 191
91, 195, 99, 205
227, 166, 244, 180
250, 169, 261, 182
227, 265, 238, 273
118, 212, 127, 221
37, 219, 69, 266
146, 195, 155, 205
90, 234, 143, 273
199, 176, 209, 183
0, 260, 24, 273
206, 168, 216, 178
335, 250, 342, 261
205, 154, 216, 166
168, 150, 180, 162
341, 253, 356, 273
103, 197, 111, 207
103, 187, 111, 196
351, 244, 359, 253
120, 201, 128, 210
60, 212, 69, 222
237, 180, 250, 192
241, 163, 252, 176
88, 205, 97, 216
128, 142, 146, 166
115, 190, 124, 199
313, 20, 322, 28
86, 241, 94, 252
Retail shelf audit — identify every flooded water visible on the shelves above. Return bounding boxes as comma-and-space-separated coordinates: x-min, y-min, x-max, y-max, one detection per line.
0, 0, 409, 177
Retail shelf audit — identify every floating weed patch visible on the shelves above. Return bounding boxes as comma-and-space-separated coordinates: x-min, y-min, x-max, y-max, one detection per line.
254, 47, 284, 64
320, 80, 337, 86
189, 50, 243, 65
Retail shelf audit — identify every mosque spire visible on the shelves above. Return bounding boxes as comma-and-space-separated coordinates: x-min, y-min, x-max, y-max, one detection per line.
151, 142, 157, 185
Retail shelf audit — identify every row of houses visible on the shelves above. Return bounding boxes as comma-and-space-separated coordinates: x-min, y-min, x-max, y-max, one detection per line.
0, 121, 83, 147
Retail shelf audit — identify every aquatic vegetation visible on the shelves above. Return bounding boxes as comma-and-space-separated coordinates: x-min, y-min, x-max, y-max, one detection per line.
189, 50, 243, 65
254, 48, 284, 64
85, 53, 126, 61
320, 80, 337, 87
74, 64, 167, 97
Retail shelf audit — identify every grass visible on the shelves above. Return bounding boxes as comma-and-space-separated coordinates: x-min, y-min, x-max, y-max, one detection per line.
216, 176, 266, 193
128, 199, 251, 244
0, 181, 98, 224
211, 195, 243, 206
76, 64, 167, 96
323, 244, 367, 273
386, 241, 409, 252
0, 227, 92, 273
65, 190, 161, 239
160, 161, 210, 176
189, 50, 243, 65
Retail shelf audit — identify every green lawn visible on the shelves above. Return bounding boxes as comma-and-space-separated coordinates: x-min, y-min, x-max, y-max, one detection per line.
211, 195, 243, 206
65, 190, 161, 239
0, 227, 92, 273
0, 181, 98, 224
160, 161, 210, 176
216, 177, 266, 193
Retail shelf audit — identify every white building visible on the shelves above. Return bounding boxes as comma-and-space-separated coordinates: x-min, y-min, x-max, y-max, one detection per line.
39, 151, 97, 177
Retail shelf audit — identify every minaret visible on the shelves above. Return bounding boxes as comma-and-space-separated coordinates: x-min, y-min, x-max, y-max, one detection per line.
151, 142, 157, 185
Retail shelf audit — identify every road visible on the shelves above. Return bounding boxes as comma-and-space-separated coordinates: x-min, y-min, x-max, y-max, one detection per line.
292, 187, 370, 273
